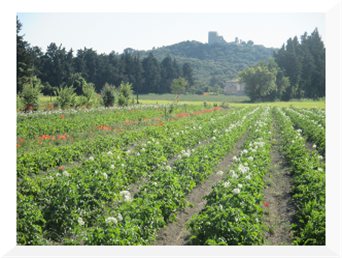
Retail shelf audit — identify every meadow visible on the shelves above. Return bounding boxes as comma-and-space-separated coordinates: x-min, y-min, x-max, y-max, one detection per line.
16, 101, 325, 245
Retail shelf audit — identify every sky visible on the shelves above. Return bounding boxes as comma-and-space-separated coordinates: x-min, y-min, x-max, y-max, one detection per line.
17, 12, 326, 55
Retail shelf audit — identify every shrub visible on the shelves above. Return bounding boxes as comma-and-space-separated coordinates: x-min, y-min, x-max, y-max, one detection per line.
82, 83, 97, 107
118, 82, 133, 106
20, 76, 43, 112
54, 84, 76, 109
195, 88, 204, 95
101, 83, 116, 107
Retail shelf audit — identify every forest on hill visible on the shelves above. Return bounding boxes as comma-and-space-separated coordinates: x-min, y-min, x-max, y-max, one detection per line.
128, 40, 277, 83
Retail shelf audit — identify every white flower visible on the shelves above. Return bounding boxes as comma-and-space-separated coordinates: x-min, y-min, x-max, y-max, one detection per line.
120, 191, 132, 202
107, 151, 113, 156
117, 156, 121, 160
95, 170, 98, 175
105, 217, 118, 224
63, 171, 70, 177
216, 170, 224, 176
48, 176, 54, 180
232, 188, 240, 195
103, 172, 108, 179
165, 165, 171, 171
89, 156, 94, 160
245, 175, 251, 180
152, 182, 157, 186
212, 136, 216, 140
177, 155, 182, 159
251, 149, 257, 153
318, 155, 323, 160
126, 150, 131, 154
222, 181, 230, 188
219, 204, 223, 210
248, 157, 254, 161
213, 129, 217, 133
111, 165, 115, 169
233, 156, 238, 161
156, 142, 159, 145
152, 138, 155, 142
291, 140, 295, 143
313, 144, 317, 148
56, 173, 61, 177
238, 184, 242, 188
136, 152, 140, 156
318, 168, 323, 172
141, 148, 146, 152
78, 217, 85, 226
121, 164, 125, 167
232, 173, 238, 179
229, 170, 235, 175
117, 213, 123, 221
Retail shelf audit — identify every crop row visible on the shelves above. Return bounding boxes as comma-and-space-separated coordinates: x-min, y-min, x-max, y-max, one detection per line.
17, 107, 226, 176
17, 103, 197, 138
283, 107, 325, 157
273, 107, 325, 245
17, 107, 257, 245
293, 107, 325, 127
185, 106, 273, 245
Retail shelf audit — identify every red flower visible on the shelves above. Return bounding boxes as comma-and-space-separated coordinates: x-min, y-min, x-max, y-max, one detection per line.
19, 139, 23, 142
16, 144, 20, 147
60, 166, 64, 170
159, 123, 163, 126
155, 124, 158, 126
61, 115, 64, 118
264, 202, 269, 207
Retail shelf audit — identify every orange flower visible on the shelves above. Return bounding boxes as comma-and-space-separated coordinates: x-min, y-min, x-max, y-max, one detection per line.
19, 139, 23, 142
61, 115, 64, 118
38, 137, 42, 139
155, 124, 158, 126
16, 144, 20, 147
90, 130, 92, 133
159, 123, 163, 126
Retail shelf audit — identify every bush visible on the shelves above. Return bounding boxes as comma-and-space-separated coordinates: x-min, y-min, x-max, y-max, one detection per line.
82, 83, 97, 107
54, 84, 77, 109
20, 76, 43, 112
101, 83, 116, 107
118, 82, 133, 106
195, 88, 204, 95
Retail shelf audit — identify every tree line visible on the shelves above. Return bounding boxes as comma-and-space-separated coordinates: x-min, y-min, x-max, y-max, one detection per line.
17, 17, 195, 97
238, 28, 325, 102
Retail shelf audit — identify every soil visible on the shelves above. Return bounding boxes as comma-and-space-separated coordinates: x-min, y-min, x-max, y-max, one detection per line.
152, 133, 248, 245
261, 121, 297, 245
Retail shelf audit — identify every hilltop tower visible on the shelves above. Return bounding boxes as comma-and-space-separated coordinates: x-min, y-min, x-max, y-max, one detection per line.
208, 31, 227, 45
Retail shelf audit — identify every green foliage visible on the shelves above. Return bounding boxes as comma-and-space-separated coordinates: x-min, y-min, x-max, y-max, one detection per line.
81, 83, 97, 107
213, 84, 220, 94
101, 83, 116, 107
171, 77, 188, 97
20, 76, 43, 112
54, 84, 76, 109
118, 82, 133, 106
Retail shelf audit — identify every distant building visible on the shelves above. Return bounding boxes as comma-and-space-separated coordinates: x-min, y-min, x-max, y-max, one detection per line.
208, 31, 227, 45
225, 79, 246, 96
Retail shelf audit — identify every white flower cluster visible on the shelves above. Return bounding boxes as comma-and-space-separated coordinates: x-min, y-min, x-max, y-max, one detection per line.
105, 217, 118, 224
238, 164, 250, 174
245, 175, 251, 180
165, 165, 172, 171
107, 151, 113, 156
240, 149, 248, 156
103, 172, 108, 179
63, 171, 70, 177
216, 170, 224, 176
111, 164, 115, 169
78, 217, 85, 226
248, 156, 254, 161
89, 156, 94, 160
232, 188, 240, 195
141, 148, 146, 153
233, 156, 240, 162
181, 149, 191, 157
120, 191, 132, 202
222, 181, 230, 188
229, 170, 239, 179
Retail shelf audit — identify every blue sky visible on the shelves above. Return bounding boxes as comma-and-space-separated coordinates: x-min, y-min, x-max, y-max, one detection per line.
17, 12, 326, 54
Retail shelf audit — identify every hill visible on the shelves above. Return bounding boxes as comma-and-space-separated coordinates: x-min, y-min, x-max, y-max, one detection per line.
130, 40, 278, 83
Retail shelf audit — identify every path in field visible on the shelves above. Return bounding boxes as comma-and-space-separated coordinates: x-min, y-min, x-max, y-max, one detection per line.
261, 119, 297, 245
152, 133, 248, 245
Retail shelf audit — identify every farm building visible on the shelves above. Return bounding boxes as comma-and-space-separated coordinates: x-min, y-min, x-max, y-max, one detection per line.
225, 79, 246, 96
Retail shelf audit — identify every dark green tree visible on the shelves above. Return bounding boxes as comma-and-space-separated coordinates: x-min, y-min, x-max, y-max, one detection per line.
142, 53, 161, 93
182, 62, 194, 90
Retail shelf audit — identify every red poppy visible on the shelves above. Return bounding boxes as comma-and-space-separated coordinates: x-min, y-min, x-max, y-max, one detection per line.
19, 139, 23, 142
159, 123, 163, 126
155, 124, 158, 126
61, 115, 64, 118
264, 202, 269, 207
59, 166, 64, 170
16, 144, 20, 147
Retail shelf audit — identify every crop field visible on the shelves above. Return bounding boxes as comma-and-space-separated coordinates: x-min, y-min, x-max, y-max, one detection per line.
16, 103, 326, 245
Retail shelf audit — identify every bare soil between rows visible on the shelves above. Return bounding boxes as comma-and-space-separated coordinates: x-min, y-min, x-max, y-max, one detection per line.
152, 133, 248, 245
261, 121, 297, 245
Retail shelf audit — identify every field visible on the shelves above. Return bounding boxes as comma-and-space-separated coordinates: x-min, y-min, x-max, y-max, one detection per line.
16, 102, 326, 245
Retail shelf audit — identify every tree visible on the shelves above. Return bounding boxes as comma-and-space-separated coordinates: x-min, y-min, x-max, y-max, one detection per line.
238, 60, 278, 102
17, 16, 36, 93
182, 62, 194, 90
68, 73, 87, 95
213, 84, 220, 94
171, 77, 187, 101
142, 53, 161, 93
118, 82, 133, 106
54, 84, 77, 109
101, 83, 116, 107
20, 76, 43, 111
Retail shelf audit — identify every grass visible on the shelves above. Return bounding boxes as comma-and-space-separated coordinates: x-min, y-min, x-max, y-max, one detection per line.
32, 95, 326, 111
